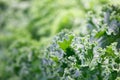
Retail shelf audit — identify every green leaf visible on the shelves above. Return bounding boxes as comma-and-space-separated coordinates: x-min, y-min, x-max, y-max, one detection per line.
58, 35, 74, 51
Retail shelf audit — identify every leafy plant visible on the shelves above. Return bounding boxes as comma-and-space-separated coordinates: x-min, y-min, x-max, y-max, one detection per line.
0, 0, 119, 80
44, 4, 120, 80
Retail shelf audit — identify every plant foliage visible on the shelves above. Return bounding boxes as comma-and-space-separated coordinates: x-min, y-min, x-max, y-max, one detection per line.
44, 4, 120, 80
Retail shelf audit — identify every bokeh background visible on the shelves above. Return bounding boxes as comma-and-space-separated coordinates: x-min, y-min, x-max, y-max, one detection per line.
0, 0, 109, 80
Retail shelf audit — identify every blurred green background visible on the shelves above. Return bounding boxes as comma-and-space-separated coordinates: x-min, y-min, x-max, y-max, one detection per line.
0, 0, 108, 80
